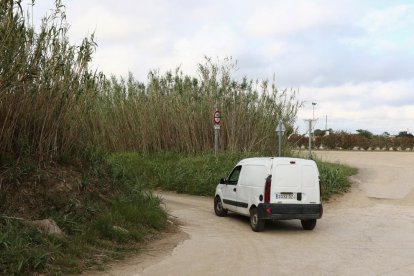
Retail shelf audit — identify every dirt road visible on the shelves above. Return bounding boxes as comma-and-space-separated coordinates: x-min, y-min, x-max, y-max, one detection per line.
92, 151, 414, 276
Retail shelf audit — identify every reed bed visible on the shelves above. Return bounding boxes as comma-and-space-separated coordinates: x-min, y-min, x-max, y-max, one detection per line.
1, 0, 301, 164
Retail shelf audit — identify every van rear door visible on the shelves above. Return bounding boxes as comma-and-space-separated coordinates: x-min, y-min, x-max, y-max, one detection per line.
271, 159, 302, 203
301, 163, 320, 203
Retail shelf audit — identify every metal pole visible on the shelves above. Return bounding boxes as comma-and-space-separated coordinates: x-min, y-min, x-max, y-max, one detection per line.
214, 128, 219, 155
278, 128, 282, 157
308, 120, 312, 158
214, 106, 220, 155
311, 102, 317, 150
312, 102, 317, 120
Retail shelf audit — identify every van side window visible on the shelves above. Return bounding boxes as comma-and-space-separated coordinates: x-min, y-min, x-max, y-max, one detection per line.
228, 166, 242, 185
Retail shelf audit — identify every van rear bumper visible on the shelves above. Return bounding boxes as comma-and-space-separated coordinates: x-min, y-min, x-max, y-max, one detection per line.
257, 203, 323, 220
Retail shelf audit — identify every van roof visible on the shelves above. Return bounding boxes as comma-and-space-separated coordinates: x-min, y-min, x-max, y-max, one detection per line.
238, 157, 315, 166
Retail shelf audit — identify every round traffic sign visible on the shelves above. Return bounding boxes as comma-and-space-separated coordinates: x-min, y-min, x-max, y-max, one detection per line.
213, 110, 221, 124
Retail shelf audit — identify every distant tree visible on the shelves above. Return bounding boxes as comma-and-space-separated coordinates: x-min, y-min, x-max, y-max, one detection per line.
382, 131, 390, 137
397, 131, 414, 138
356, 129, 373, 139
314, 129, 325, 136
314, 128, 333, 136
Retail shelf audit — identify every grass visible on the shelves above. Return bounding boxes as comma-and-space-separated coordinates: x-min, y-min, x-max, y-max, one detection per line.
106, 151, 248, 195
106, 152, 357, 200
2, 199, 166, 275
317, 161, 358, 201
0, 154, 168, 275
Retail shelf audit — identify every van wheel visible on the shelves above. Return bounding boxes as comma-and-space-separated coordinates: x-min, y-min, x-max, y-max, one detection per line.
214, 196, 227, 217
301, 219, 317, 230
250, 207, 265, 232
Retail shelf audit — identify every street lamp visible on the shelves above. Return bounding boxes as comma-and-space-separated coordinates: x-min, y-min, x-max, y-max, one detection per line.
312, 102, 317, 144
304, 102, 318, 159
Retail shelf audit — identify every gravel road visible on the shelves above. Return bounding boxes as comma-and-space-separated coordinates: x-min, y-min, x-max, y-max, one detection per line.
91, 151, 414, 276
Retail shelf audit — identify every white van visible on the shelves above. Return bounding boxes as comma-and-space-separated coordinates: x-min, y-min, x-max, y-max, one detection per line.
214, 157, 323, 232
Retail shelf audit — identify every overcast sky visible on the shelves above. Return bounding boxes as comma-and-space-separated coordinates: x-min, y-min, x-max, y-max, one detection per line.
30, 0, 414, 135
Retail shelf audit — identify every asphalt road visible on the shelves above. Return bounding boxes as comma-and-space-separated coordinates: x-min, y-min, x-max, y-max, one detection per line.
92, 151, 414, 276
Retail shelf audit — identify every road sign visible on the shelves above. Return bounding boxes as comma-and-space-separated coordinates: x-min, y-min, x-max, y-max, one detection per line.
213, 110, 221, 125
276, 120, 286, 133
214, 124, 220, 130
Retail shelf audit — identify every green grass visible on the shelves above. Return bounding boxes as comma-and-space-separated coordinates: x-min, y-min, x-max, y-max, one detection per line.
0, 219, 54, 275
106, 151, 260, 195
316, 160, 358, 201
0, 153, 168, 275
106, 152, 357, 200
1, 192, 167, 275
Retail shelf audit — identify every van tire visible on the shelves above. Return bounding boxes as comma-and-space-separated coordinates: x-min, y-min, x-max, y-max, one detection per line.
214, 196, 227, 217
301, 219, 317, 230
250, 207, 265, 232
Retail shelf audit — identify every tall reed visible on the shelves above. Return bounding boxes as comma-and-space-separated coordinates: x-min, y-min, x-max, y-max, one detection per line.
0, 0, 301, 164
0, 0, 98, 162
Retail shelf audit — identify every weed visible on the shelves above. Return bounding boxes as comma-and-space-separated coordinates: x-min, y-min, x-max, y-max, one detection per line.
316, 161, 358, 201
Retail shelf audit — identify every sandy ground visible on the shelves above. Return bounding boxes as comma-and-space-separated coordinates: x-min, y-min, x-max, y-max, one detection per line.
87, 151, 414, 276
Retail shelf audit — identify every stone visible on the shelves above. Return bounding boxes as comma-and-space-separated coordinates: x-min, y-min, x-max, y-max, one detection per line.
30, 218, 64, 238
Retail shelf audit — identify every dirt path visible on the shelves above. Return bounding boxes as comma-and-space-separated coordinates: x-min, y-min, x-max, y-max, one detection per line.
89, 151, 414, 276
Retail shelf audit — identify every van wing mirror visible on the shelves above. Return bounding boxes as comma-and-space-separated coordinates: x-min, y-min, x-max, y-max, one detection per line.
220, 177, 228, 184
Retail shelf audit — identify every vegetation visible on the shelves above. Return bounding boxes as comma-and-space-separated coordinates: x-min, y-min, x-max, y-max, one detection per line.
0, 1, 300, 162
291, 131, 414, 150
0, 0, 356, 274
356, 129, 373, 139
316, 161, 357, 201
107, 152, 357, 200
397, 131, 414, 138
0, 152, 167, 275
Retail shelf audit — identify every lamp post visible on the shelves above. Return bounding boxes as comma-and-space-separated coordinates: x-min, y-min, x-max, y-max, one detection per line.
276, 120, 285, 157
312, 102, 317, 121
303, 102, 318, 159
312, 102, 317, 145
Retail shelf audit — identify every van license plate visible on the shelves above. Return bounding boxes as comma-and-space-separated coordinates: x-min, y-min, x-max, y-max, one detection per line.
276, 193, 296, 200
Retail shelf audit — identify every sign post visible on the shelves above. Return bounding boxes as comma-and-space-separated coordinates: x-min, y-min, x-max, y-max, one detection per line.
213, 109, 221, 155
276, 120, 285, 157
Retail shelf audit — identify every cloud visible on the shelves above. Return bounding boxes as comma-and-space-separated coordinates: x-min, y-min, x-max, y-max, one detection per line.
298, 80, 414, 134
245, 1, 336, 37
69, 7, 151, 43
28, 0, 414, 135
358, 4, 414, 34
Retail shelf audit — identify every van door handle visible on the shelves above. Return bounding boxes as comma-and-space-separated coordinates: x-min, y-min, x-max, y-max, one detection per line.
233, 188, 237, 192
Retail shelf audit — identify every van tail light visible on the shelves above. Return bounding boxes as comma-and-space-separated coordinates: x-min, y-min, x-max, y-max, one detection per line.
264, 175, 272, 203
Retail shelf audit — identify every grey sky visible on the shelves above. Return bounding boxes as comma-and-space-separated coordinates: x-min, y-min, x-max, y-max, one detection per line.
31, 0, 414, 134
